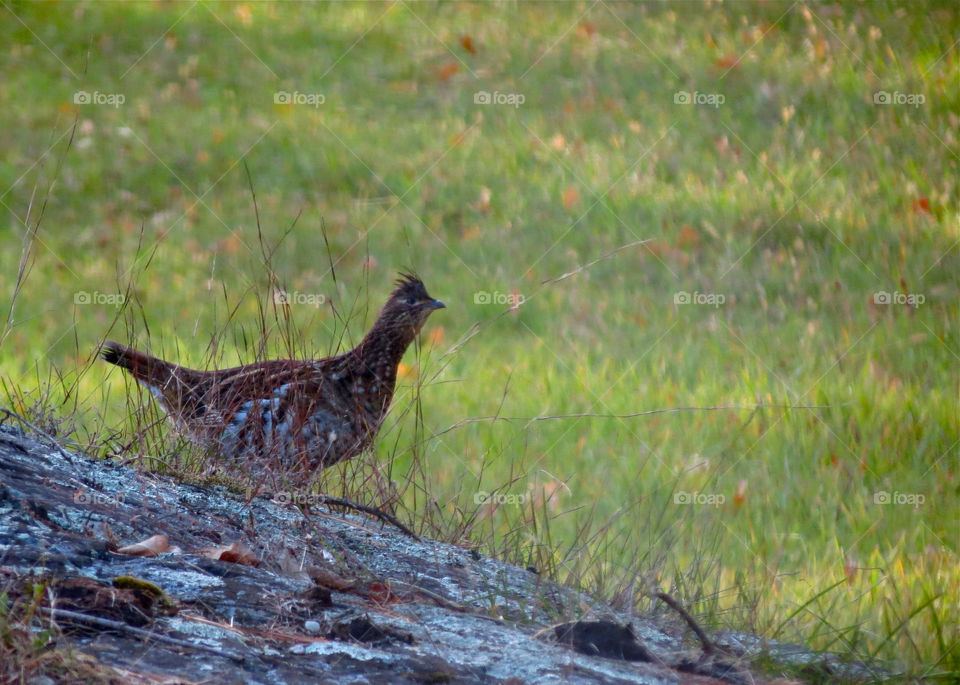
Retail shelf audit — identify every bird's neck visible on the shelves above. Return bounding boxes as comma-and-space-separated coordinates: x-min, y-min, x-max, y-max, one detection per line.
352, 316, 417, 381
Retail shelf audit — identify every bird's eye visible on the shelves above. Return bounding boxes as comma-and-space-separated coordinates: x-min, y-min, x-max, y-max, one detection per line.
406, 297, 417, 305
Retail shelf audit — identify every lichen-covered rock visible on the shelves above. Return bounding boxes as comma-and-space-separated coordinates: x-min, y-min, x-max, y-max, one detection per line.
0, 424, 872, 683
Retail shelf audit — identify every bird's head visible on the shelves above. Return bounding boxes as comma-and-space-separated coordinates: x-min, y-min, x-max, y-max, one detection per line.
378, 272, 445, 335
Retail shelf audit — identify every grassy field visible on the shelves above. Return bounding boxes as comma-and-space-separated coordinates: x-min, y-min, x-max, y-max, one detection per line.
1, 1, 957, 679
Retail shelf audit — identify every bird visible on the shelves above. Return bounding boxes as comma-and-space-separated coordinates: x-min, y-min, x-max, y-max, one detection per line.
101, 273, 445, 475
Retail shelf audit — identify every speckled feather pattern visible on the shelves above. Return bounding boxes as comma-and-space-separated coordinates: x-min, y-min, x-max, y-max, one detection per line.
102, 274, 444, 473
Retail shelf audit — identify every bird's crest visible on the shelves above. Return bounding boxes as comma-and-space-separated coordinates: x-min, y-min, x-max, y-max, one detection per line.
391, 271, 426, 299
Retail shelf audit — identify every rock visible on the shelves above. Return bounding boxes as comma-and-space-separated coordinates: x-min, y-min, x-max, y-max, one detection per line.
0, 423, 877, 683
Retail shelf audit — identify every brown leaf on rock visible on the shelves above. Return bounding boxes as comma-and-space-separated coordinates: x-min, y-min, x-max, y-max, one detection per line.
365, 581, 397, 604
309, 566, 357, 591
116, 534, 169, 557
199, 541, 259, 567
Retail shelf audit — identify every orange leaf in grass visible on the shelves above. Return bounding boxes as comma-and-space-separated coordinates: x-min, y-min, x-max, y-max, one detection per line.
562, 186, 580, 210
427, 326, 445, 346
577, 21, 597, 39
733, 479, 747, 507
911, 197, 930, 214
715, 53, 740, 70
844, 556, 858, 584
509, 288, 524, 313
397, 362, 418, 380
437, 62, 459, 81
459, 34, 477, 55
677, 225, 700, 249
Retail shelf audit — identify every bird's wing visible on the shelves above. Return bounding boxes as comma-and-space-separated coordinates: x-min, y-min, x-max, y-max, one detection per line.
197, 356, 356, 425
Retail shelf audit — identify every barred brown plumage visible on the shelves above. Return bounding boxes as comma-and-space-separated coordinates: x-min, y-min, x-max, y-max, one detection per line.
101, 273, 444, 473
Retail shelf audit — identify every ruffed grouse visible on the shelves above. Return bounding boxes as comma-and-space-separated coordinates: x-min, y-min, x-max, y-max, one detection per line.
101, 274, 444, 473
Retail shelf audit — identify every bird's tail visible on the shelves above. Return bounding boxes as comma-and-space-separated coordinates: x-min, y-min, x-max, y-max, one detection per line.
101, 341, 173, 388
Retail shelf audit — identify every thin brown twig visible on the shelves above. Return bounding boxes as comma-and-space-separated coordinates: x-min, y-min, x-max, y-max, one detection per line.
39, 607, 245, 662
655, 591, 716, 656
296, 495, 418, 539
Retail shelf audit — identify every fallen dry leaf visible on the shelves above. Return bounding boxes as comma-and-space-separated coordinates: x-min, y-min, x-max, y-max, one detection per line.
459, 34, 477, 55
310, 567, 357, 591
677, 224, 700, 249
562, 186, 580, 210
476, 185, 492, 213
733, 479, 748, 507
365, 581, 396, 604
199, 541, 259, 567
577, 20, 597, 39
715, 53, 740, 70
427, 326, 445, 345
844, 556, 858, 584
437, 62, 459, 81
116, 534, 169, 557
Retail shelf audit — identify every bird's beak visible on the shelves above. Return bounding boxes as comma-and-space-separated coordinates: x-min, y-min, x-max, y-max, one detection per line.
429, 299, 446, 309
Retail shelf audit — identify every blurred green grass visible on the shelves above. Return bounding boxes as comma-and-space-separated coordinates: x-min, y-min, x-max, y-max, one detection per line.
1, 1, 956, 676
